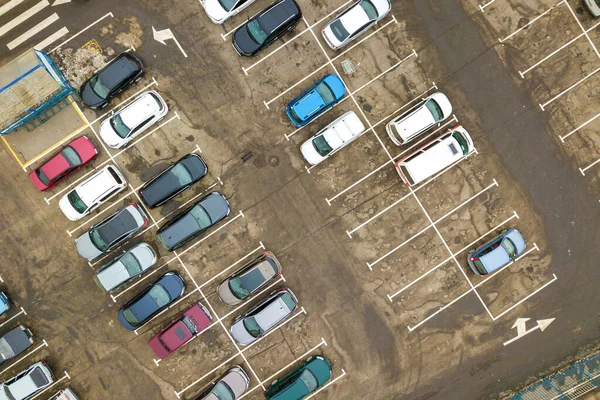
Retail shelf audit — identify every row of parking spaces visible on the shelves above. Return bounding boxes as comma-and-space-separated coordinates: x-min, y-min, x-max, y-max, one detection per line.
479, 0, 600, 183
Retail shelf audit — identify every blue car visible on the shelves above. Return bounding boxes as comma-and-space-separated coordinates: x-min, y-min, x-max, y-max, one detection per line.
0, 292, 10, 316
117, 272, 185, 331
467, 228, 526, 276
285, 74, 345, 127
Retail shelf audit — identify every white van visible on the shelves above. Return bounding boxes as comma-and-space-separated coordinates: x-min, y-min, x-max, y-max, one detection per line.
395, 125, 473, 186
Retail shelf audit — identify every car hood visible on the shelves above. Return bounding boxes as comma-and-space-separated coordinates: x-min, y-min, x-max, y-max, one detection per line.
130, 243, 157, 269
158, 213, 200, 250
203, 0, 228, 22
75, 232, 102, 260
217, 281, 241, 306
221, 370, 249, 397
233, 25, 261, 56
99, 119, 124, 148
230, 320, 256, 345
80, 82, 105, 108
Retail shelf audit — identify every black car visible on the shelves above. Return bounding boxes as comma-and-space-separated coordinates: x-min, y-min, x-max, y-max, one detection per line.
80, 52, 144, 109
139, 154, 208, 208
0, 325, 34, 365
157, 192, 230, 251
232, 0, 301, 57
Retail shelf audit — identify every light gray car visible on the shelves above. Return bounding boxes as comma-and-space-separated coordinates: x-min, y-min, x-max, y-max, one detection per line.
585, 0, 600, 17
0, 325, 34, 366
0, 361, 54, 400
192, 366, 250, 400
93, 243, 157, 292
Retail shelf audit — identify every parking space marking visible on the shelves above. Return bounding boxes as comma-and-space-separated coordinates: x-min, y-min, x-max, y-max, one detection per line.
49, 11, 114, 53
539, 66, 600, 111
33, 26, 69, 51
0, 307, 26, 330
580, 157, 600, 175
0, 0, 49, 38
388, 211, 519, 301
0, 339, 48, 376
479, 0, 497, 12
560, 110, 600, 142
565, 1, 600, 59
499, 0, 565, 43
492, 275, 558, 320
365, 180, 496, 269
304, 369, 346, 399
29, 370, 69, 400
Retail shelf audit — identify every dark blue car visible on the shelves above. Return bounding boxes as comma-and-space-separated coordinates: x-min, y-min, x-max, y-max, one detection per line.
117, 272, 186, 331
285, 74, 345, 127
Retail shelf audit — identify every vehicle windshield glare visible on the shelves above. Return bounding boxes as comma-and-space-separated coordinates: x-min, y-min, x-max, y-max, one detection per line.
451, 131, 470, 155
212, 381, 235, 400
68, 191, 88, 214
149, 284, 171, 308
299, 370, 319, 392
217, 0, 237, 12
228, 277, 250, 299
90, 75, 110, 99
61, 146, 82, 167
169, 163, 193, 186
122, 308, 139, 325
181, 315, 198, 334
359, 0, 378, 19
315, 82, 335, 104
329, 19, 349, 41
312, 135, 333, 156
110, 114, 131, 138
247, 19, 268, 44
89, 228, 109, 251
121, 253, 142, 276
189, 205, 212, 230
501, 238, 517, 258
36, 169, 50, 186
243, 316, 263, 338
425, 99, 444, 121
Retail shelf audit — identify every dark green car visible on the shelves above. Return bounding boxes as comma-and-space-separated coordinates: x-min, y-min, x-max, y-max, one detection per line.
265, 356, 332, 400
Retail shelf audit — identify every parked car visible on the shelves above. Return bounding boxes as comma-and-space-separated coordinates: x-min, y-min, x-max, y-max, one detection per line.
98, 90, 168, 148
321, 0, 391, 50
139, 154, 208, 208
201, 0, 256, 24
0, 292, 10, 316
265, 355, 332, 400
58, 164, 127, 221
385, 92, 452, 146
148, 301, 212, 359
0, 325, 34, 366
230, 288, 298, 345
191, 366, 250, 400
232, 0, 302, 57
467, 228, 526, 276
217, 252, 282, 306
286, 74, 345, 127
49, 388, 79, 400
75, 203, 147, 261
157, 192, 230, 251
28, 136, 98, 191
93, 243, 157, 293
117, 272, 186, 331
0, 361, 54, 400
80, 52, 144, 109
300, 111, 366, 166
584, 0, 600, 17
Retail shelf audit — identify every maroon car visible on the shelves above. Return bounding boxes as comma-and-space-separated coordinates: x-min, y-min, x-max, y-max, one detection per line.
148, 302, 212, 359
29, 136, 98, 191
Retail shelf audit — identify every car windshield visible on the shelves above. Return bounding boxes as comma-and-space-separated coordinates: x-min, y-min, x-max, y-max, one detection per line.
359, 0, 378, 19
61, 146, 82, 167
473, 259, 487, 275
501, 238, 517, 258
149, 284, 171, 308
329, 19, 349, 41
122, 308, 139, 325
425, 99, 444, 121
121, 253, 142, 276
243, 317, 264, 338
89, 75, 110, 99
289, 107, 302, 123
212, 382, 234, 400
299, 369, 319, 392
182, 315, 198, 334
169, 163, 193, 186
110, 114, 131, 138
315, 82, 335, 104
247, 20, 268, 44
312, 135, 333, 156
89, 228, 109, 251
452, 131, 470, 155
217, 0, 236, 12
36, 169, 50, 186
228, 277, 249, 299
68, 191, 87, 213
189, 205, 212, 230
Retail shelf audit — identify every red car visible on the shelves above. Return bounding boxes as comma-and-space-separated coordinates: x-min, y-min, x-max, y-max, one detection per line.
148, 302, 212, 359
29, 136, 98, 191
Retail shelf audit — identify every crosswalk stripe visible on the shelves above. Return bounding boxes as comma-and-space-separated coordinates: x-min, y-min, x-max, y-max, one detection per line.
7, 12, 58, 50
33, 25, 67, 50
0, 0, 49, 38
0, 0, 26, 18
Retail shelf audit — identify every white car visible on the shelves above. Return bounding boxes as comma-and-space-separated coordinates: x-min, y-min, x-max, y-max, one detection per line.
322, 0, 391, 50
0, 361, 54, 400
201, 0, 256, 24
93, 243, 157, 292
49, 388, 79, 400
58, 164, 127, 221
386, 92, 452, 146
99, 90, 168, 149
300, 111, 366, 166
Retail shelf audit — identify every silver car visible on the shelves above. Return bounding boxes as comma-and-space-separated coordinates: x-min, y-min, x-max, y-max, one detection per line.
230, 288, 298, 346
0, 361, 54, 400
585, 0, 600, 17
93, 243, 157, 292
192, 366, 249, 400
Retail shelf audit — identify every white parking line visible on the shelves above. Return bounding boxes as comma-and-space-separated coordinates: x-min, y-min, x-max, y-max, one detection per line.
50, 11, 114, 53
29, 370, 69, 400
479, 0, 497, 12
0, 307, 26, 330
7, 12, 59, 50
580, 157, 600, 175
540, 66, 600, 110
33, 26, 68, 51
0, 0, 49, 38
499, 0, 565, 43
0, 0, 25, 18
560, 110, 600, 142
0, 339, 48, 376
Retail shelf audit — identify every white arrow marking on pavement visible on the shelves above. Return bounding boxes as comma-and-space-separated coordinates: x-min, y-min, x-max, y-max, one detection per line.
503, 318, 555, 346
152, 26, 187, 58
52, 0, 71, 5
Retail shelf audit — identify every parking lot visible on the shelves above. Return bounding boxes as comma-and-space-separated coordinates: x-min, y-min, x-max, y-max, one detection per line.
1, 0, 600, 399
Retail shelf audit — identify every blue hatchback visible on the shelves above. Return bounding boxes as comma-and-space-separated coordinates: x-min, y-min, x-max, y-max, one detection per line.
286, 74, 345, 127
0, 292, 10, 316
467, 228, 526, 276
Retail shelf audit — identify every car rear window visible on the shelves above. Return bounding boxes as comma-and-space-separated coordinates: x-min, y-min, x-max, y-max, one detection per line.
36, 169, 50, 186
90, 75, 110, 99
68, 190, 88, 213
150, 92, 164, 111
189, 205, 212, 230
123, 308, 139, 325
110, 114, 131, 138
280, 292, 297, 311
29, 367, 49, 387
61, 146, 82, 167
90, 228, 109, 251
247, 19, 268, 45
243, 317, 264, 338
182, 316, 198, 335
329, 19, 349, 41
399, 166, 415, 186
473, 259, 487, 275
108, 167, 123, 185
149, 284, 171, 308
452, 131, 470, 155
425, 99, 443, 121
312, 135, 333, 156
299, 369, 318, 392
121, 253, 142, 276
315, 82, 335, 104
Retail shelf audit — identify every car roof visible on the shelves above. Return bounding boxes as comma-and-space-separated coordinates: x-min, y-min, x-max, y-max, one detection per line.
118, 91, 163, 128
1, 327, 31, 359
321, 111, 365, 149
159, 303, 211, 349
76, 166, 123, 205
401, 134, 464, 184
258, 0, 300, 34
293, 89, 326, 121
255, 295, 294, 329
40, 152, 70, 180
95, 205, 140, 244
394, 104, 436, 140
339, 3, 371, 34
8, 364, 51, 398
479, 246, 510, 271
98, 54, 138, 89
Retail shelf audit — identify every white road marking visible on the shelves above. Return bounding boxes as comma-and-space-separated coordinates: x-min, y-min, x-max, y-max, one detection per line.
491, 272, 557, 321
499, 0, 565, 43
503, 318, 555, 346
52, 0, 71, 5
0, 339, 48, 375
7, 12, 58, 50
560, 110, 600, 142
479, 0, 497, 12
33, 26, 68, 50
0, 307, 26, 330
152, 26, 187, 57
539, 66, 600, 111
0, 0, 26, 18
0, 0, 49, 38
50, 11, 113, 53
580, 157, 600, 175
29, 370, 69, 400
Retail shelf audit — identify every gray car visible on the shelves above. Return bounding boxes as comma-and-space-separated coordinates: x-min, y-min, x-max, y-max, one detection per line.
75, 203, 148, 261
0, 361, 54, 400
192, 366, 250, 400
93, 243, 157, 292
230, 288, 298, 346
467, 228, 527, 276
585, 0, 600, 17
0, 325, 34, 366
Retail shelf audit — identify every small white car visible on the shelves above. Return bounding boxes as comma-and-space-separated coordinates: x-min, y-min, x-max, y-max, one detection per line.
49, 388, 79, 400
386, 92, 452, 146
0, 361, 54, 400
93, 243, 157, 293
99, 90, 168, 149
201, 0, 256, 24
300, 111, 366, 166
58, 164, 127, 221
322, 0, 391, 50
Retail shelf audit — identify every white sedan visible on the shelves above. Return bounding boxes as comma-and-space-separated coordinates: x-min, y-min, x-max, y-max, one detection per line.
201, 0, 256, 24
99, 90, 168, 148
300, 111, 366, 166
322, 0, 391, 50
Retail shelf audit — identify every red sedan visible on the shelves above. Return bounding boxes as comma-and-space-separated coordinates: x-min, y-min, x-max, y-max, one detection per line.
148, 302, 212, 359
28, 136, 98, 191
